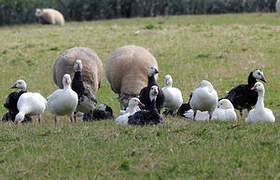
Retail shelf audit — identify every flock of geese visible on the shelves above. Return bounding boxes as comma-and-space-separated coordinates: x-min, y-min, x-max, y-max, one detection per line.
2, 59, 275, 125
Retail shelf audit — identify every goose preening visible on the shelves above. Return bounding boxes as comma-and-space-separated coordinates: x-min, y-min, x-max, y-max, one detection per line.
3, 79, 32, 122
115, 98, 143, 125
15, 92, 47, 124
190, 80, 218, 121
71, 59, 97, 119
128, 86, 163, 125
162, 74, 183, 116
177, 93, 192, 117
245, 82, 275, 123
47, 74, 78, 125
182, 99, 237, 122
222, 69, 266, 117
139, 66, 165, 113
83, 104, 114, 121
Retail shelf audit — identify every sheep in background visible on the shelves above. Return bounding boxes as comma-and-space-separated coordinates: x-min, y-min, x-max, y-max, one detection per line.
277, 0, 280, 15
105, 45, 158, 110
35, 8, 65, 25
52, 47, 103, 94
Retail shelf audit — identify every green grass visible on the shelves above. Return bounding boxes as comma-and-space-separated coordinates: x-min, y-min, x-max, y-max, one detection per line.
1, 13, 280, 179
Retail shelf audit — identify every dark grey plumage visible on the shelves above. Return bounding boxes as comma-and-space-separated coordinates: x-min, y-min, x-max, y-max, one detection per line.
83, 104, 114, 121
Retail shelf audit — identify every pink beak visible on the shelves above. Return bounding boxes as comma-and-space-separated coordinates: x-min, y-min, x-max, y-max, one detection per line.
66, 78, 71, 84
11, 84, 17, 89
138, 101, 145, 107
260, 75, 267, 83
251, 85, 256, 90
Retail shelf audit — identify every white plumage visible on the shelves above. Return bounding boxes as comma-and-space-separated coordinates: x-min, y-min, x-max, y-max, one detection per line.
47, 74, 78, 124
115, 98, 142, 125
162, 74, 183, 115
245, 82, 275, 123
190, 80, 218, 121
15, 92, 47, 123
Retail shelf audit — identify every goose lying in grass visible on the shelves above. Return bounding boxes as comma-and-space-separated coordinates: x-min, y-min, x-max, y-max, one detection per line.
245, 82, 275, 123
162, 74, 183, 116
139, 66, 165, 113
71, 59, 97, 120
15, 92, 47, 124
3, 80, 32, 122
183, 99, 237, 122
115, 98, 143, 125
83, 104, 114, 121
190, 80, 218, 121
47, 74, 78, 125
222, 69, 266, 117
128, 86, 163, 125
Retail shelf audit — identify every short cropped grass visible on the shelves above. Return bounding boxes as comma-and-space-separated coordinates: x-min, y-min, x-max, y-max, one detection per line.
0, 13, 280, 179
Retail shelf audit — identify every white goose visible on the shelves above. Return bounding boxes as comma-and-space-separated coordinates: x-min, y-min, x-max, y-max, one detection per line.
115, 98, 143, 125
47, 74, 78, 125
162, 74, 183, 116
245, 82, 275, 123
183, 99, 237, 122
190, 80, 218, 121
15, 92, 47, 124
212, 99, 237, 122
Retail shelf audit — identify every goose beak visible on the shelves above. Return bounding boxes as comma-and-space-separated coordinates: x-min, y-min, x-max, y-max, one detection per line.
66, 78, 71, 84
251, 85, 257, 90
138, 101, 145, 107
260, 75, 267, 83
155, 69, 159, 74
11, 84, 17, 89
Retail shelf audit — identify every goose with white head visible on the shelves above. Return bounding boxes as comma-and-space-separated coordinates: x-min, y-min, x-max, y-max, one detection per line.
47, 74, 78, 125
245, 82, 275, 123
222, 69, 267, 117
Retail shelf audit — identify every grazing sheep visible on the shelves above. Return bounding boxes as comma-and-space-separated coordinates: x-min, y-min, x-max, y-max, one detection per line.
35, 8, 65, 25
276, 0, 280, 15
52, 47, 103, 94
105, 45, 158, 109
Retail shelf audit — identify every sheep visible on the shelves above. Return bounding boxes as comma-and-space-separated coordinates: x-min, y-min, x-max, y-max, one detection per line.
276, 0, 280, 15
105, 45, 158, 110
52, 47, 103, 95
35, 8, 65, 25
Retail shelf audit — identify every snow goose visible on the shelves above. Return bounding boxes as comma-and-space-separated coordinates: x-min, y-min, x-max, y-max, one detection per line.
83, 104, 114, 121
162, 74, 183, 116
47, 74, 78, 125
115, 98, 143, 125
71, 59, 97, 120
128, 86, 163, 125
211, 99, 237, 122
222, 69, 266, 117
15, 92, 47, 124
245, 82, 275, 123
139, 66, 165, 113
190, 80, 218, 121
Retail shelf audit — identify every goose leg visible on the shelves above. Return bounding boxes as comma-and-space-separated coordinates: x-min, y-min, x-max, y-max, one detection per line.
38, 114, 41, 124
74, 112, 77, 123
54, 115, 57, 126
193, 110, 197, 121
239, 110, 243, 118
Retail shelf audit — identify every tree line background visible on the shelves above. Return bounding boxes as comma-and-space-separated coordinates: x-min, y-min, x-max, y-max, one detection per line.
0, 0, 277, 26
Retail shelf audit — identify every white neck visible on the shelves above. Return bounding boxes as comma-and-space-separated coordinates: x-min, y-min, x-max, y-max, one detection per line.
63, 83, 71, 90
128, 106, 137, 114
255, 90, 265, 111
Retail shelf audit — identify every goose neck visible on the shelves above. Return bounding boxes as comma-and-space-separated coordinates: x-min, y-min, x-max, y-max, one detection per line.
248, 72, 257, 87
255, 90, 265, 111
148, 76, 157, 87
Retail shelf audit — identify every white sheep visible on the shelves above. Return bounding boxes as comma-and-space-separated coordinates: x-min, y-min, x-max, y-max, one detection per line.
35, 8, 65, 25
52, 47, 103, 94
105, 45, 158, 109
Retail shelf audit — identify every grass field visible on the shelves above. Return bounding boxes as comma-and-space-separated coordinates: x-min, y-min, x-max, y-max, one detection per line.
1, 13, 280, 179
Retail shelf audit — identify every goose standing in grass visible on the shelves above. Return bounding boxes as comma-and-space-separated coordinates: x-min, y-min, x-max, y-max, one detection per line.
245, 82, 275, 123
128, 86, 163, 125
15, 92, 47, 124
3, 80, 32, 122
115, 98, 143, 125
71, 59, 97, 120
162, 74, 183, 116
47, 74, 78, 125
190, 80, 218, 121
139, 66, 165, 113
83, 104, 114, 121
222, 69, 266, 117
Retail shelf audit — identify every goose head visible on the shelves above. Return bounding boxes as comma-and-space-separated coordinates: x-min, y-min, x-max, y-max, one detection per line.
11, 79, 27, 91
200, 80, 213, 89
164, 74, 173, 87
252, 69, 266, 83
62, 74, 72, 88
148, 66, 159, 77
251, 82, 265, 93
217, 99, 234, 110
128, 98, 144, 109
149, 85, 159, 102
97, 104, 107, 111
73, 59, 83, 72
